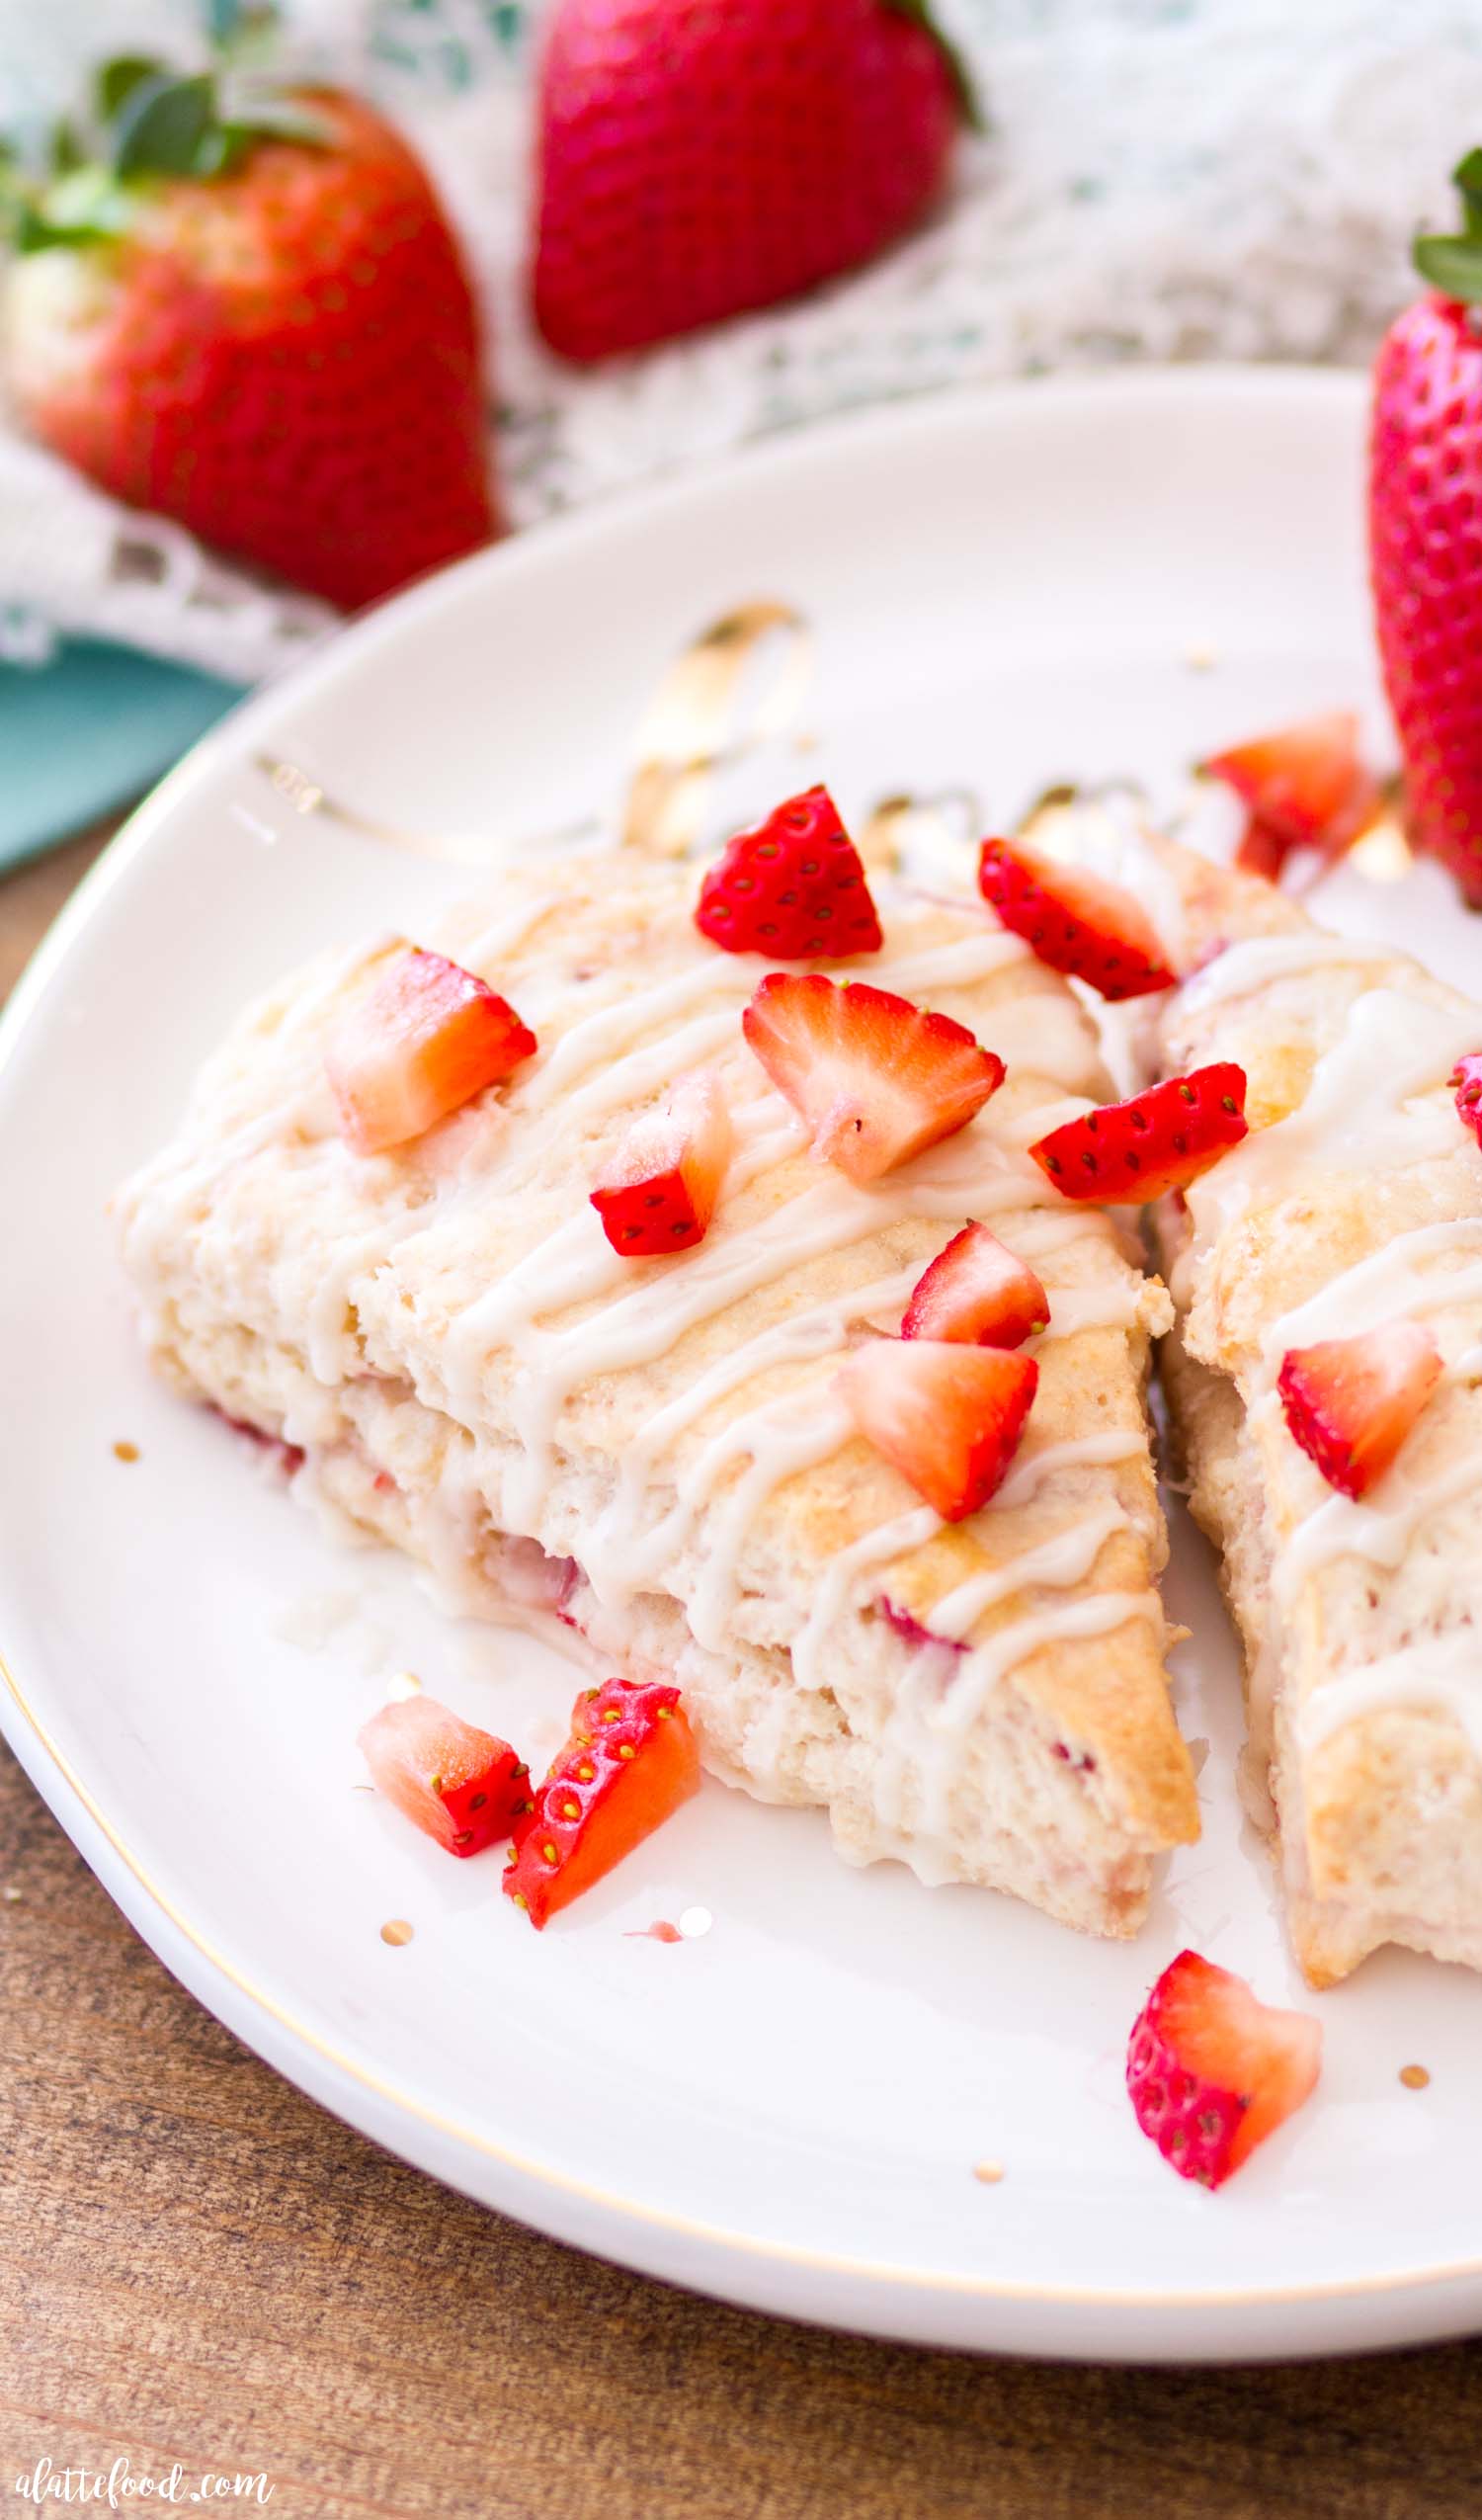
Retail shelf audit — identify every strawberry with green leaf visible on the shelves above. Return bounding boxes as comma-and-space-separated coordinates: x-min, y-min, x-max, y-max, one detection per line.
0, 53, 497, 610
1370, 149, 1482, 900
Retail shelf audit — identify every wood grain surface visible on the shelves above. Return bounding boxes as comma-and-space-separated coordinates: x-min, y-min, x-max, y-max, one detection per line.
3, 834, 1482, 2520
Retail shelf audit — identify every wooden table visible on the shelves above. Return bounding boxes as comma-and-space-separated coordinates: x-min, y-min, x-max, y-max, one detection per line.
3, 831, 1481, 2520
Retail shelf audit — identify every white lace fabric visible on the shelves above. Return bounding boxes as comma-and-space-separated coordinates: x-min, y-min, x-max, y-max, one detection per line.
2, 0, 1481, 684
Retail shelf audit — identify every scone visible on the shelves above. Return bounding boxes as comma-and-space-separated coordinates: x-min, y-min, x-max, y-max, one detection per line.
117, 843, 1199, 1936
1124, 829, 1482, 1984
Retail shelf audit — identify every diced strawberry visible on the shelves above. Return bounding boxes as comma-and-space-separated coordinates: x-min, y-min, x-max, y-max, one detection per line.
695, 785, 884, 959
877, 1597, 966, 1654
900, 1221, 1049, 1349
1126, 1949, 1322, 2189
504, 1676, 700, 1928
590, 1071, 733, 1256
1276, 1322, 1441, 1500
327, 946, 536, 1155
1030, 1063, 1248, 1204
742, 972, 1004, 1185
358, 1695, 531, 1858
1451, 1051, 1482, 1146
838, 1339, 1037, 1520
206, 1402, 305, 1479
1232, 815, 1290, 883
1205, 711, 1377, 877
977, 837, 1176, 1001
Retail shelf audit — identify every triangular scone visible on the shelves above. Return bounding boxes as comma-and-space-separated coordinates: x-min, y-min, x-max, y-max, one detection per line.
118, 853, 1198, 1935
1131, 831, 1482, 1984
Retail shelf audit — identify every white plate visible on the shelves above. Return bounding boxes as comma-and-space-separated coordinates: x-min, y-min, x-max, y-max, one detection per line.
4, 370, 1481, 2366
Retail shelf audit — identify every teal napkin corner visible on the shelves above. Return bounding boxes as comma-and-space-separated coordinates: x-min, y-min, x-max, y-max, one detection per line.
0, 639, 243, 875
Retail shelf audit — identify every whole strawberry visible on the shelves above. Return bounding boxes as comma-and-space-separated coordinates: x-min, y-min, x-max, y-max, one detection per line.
1370, 150, 1482, 900
533, 0, 978, 362
1, 59, 497, 610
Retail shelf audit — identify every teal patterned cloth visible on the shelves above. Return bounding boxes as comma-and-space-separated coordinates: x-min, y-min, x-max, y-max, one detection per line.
368, 0, 531, 80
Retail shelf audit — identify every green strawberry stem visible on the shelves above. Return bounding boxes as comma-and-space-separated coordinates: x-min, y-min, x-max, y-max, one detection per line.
113, 73, 218, 179
1, 51, 331, 254
95, 57, 169, 122
882, 0, 984, 135
1414, 148, 1482, 303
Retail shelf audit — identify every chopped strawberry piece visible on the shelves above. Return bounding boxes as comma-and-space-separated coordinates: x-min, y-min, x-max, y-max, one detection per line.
327, 946, 536, 1154
877, 1597, 966, 1654
977, 837, 1176, 1001
1276, 1321, 1441, 1500
696, 785, 884, 959
1030, 1063, 1248, 1204
1232, 815, 1290, 883
505, 1676, 700, 1928
838, 1339, 1037, 1520
742, 971, 1004, 1185
900, 1221, 1049, 1349
1126, 1949, 1322, 2188
1205, 711, 1376, 878
359, 1695, 531, 1858
590, 1072, 732, 1256
1452, 1051, 1482, 1146
206, 1402, 304, 1479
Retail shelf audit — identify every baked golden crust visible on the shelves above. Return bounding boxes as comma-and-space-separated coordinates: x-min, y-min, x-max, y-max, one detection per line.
118, 850, 1198, 1929
1137, 829, 1482, 1982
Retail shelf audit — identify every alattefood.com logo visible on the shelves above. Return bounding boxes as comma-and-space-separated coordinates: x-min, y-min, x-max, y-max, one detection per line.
13, 2464, 272, 2508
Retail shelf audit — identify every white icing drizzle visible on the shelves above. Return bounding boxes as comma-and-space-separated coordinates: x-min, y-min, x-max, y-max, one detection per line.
548, 1010, 747, 1129
872, 1592, 1164, 1871
787, 1432, 1148, 1702
274, 937, 393, 1039
958, 994, 1097, 1091
521, 924, 1036, 1120
582, 1266, 922, 1606
1029, 1280, 1142, 1337
880, 931, 1033, 995
524, 966, 742, 1110
1003, 1207, 1116, 1263
1185, 991, 1482, 1265
945, 1592, 1163, 1732
583, 1382, 850, 1626
1173, 939, 1482, 1767
451, 1127, 1075, 1528
453, 913, 1098, 1168
993, 1427, 1147, 1509
1274, 1451, 1482, 1611
1259, 1219, 1482, 1392
124, 876, 1174, 1891
929, 1499, 1132, 1641
995, 1093, 1092, 1146
570, 1249, 1140, 1646
1182, 931, 1392, 1012
442, 914, 1160, 1835
1300, 1635, 1482, 1762
454, 893, 563, 977
789, 1509, 941, 1694
688, 1399, 857, 1652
